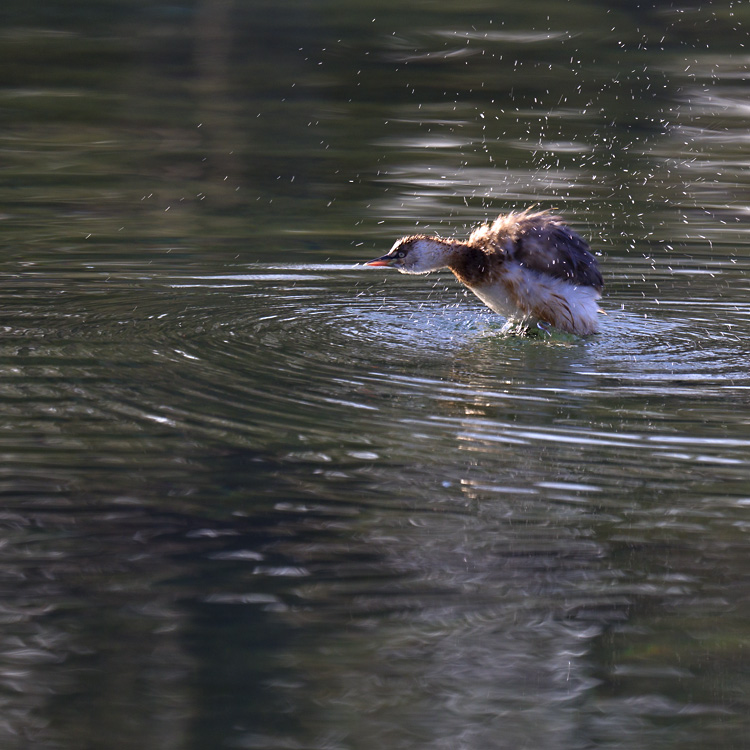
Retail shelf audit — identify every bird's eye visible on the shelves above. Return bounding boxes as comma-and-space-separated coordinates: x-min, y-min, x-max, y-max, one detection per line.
396, 251, 406, 259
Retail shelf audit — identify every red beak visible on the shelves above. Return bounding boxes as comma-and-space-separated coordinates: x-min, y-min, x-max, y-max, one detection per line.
365, 254, 395, 267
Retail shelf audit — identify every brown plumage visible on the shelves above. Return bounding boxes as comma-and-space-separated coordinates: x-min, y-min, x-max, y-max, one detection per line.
365, 210, 604, 335
462, 210, 603, 290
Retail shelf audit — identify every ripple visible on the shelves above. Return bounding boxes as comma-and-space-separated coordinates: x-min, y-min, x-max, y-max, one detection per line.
3, 261, 750, 496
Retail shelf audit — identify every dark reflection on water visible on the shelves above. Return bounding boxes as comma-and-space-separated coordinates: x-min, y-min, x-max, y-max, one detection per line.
2, 1, 750, 749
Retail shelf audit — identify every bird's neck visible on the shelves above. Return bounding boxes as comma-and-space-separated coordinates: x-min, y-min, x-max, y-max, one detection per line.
409, 237, 468, 273
430, 237, 474, 263
442, 241, 489, 286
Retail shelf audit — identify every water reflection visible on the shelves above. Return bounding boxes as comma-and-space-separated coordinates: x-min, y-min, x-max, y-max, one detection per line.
1, 250, 750, 745
3, 0, 750, 748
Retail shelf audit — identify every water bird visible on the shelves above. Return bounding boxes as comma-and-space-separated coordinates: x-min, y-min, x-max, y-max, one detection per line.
366, 209, 604, 335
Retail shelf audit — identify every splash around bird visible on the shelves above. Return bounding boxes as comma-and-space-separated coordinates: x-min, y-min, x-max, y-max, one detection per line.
366, 210, 604, 336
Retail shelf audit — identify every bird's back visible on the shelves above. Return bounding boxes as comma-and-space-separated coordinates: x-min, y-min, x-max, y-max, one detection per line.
471, 210, 603, 292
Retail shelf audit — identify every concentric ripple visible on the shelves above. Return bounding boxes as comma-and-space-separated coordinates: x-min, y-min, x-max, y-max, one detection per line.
63, 261, 750, 440
3, 259, 750, 500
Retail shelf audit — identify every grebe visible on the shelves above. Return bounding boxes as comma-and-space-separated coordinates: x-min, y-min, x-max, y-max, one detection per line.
365, 209, 604, 335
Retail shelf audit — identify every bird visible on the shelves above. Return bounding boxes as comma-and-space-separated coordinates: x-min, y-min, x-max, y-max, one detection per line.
365, 209, 604, 335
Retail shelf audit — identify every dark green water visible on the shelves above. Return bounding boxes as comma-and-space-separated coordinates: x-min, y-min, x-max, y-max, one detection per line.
1, 1, 750, 748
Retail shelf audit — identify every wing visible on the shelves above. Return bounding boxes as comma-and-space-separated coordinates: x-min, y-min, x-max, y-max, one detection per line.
509, 219, 603, 292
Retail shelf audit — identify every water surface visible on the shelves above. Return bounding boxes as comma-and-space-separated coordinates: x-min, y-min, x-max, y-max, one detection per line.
1, 1, 750, 748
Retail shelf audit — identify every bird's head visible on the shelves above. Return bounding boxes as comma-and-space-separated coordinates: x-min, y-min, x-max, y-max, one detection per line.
365, 236, 451, 275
